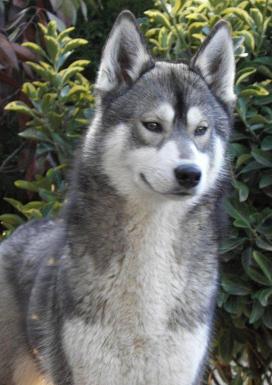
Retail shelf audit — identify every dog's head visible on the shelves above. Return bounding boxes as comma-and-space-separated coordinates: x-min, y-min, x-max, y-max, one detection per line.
85, 11, 235, 204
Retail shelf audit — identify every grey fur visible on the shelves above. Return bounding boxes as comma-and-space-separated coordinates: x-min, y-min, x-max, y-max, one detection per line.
0, 11, 235, 385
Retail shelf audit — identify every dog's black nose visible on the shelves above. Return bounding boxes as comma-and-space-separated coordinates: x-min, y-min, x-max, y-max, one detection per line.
174, 165, 201, 188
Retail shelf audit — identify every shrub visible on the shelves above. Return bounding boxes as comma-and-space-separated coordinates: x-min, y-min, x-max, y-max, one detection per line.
0, 0, 100, 225
1, 21, 93, 238
144, 1, 272, 384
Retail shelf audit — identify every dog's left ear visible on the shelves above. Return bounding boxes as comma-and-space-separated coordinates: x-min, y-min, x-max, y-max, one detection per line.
96, 11, 154, 93
191, 21, 236, 107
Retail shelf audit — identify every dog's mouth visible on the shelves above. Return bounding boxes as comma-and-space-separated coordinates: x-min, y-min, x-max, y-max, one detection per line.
140, 173, 191, 197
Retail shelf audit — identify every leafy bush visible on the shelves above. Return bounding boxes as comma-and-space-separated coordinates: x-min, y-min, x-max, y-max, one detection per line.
0, 0, 98, 226
1, 21, 93, 238
144, 1, 272, 384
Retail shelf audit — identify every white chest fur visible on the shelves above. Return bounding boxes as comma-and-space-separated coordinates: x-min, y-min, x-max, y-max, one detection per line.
63, 204, 210, 385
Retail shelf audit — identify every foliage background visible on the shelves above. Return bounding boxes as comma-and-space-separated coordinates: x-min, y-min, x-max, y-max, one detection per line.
1, 1, 272, 385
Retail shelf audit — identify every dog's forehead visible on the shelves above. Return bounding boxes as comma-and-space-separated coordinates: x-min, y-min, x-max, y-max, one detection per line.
139, 61, 209, 106
150, 61, 204, 89
102, 60, 214, 127
131, 61, 211, 118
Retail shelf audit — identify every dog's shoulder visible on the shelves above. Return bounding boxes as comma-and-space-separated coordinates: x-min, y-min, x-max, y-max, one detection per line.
0, 218, 66, 309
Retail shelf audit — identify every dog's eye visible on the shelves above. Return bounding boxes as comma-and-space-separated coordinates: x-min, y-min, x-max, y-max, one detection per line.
194, 125, 208, 136
142, 122, 163, 133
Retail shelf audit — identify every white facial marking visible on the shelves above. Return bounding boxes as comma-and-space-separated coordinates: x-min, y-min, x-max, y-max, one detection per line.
142, 103, 175, 125
138, 103, 175, 145
187, 106, 206, 130
102, 124, 136, 196
209, 136, 225, 187
188, 136, 225, 204
102, 120, 225, 204
103, 128, 183, 200
189, 142, 209, 196
129, 140, 180, 195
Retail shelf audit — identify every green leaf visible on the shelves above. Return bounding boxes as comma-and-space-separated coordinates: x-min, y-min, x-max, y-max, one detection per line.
250, 8, 263, 30
224, 296, 243, 316
259, 174, 272, 189
236, 67, 256, 84
23, 201, 44, 210
144, 10, 171, 29
57, 27, 75, 41
257, 65, 272, 78
246, 267, 272, 286
22, 82, 37, 98
219, 237, 246, 254
240, 85, 269, 97
26, 62, 54, 80
233, 180, 249, 202
38, 188, 57, 202
222, 7, 254, 26
224, 200, 251, 229
252, 148, 272, 167
66, 85, 87, 98
44, 36, 59, 61
4, 198, 25, 215
69, 60, 90, 68
239, 30, 255, 51
263, 308, 272, 329
14, 180, 39, 192
217, 291, 229, 307
230, 143, 248, 157
239, 160, 265, 174
222, 274, 252, 296
253, 288, 272, 307
218, 328, 234, 363
256, 238, 272, 252
0, 214, 24, 226
23, 208, 43, 220
4, 101, 33, 116
22, 42, 46, 57
172, 0, 182, 16
62, 38, 88, 54
47, 20, 57, 37
253, 251, 272, 283
60, 67, 84, 83
236, 153, 251, 167
38, 22, 47, 35
19, 128, 49, 142
261, 136, 272, 151
249, 301, 264, 324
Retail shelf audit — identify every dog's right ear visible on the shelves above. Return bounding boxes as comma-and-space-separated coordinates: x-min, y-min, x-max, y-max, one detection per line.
95, 11, 154, 93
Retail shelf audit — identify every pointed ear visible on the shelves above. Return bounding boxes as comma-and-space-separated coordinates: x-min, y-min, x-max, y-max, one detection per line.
191, 21, 236, 107
95, 11, 154, 93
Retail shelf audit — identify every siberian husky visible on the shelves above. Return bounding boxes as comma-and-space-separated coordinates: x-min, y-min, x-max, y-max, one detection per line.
0, 10, 235, 385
